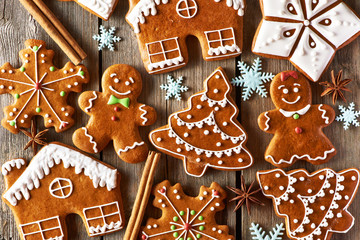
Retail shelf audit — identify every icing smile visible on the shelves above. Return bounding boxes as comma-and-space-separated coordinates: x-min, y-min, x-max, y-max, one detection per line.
281, 96, 301, 105
109, 86, 131, 95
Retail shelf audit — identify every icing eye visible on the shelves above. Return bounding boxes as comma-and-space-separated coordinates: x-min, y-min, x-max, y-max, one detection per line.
293, 87, 299, 93
309, 36, 316, 48
287, 3, 297, 15
283, 88, 289, 94
114, 78, 120, 83
319, 18, 332, 26
283, 29, 295, 38
311, 0, 319, 10
125, 81, 130, 86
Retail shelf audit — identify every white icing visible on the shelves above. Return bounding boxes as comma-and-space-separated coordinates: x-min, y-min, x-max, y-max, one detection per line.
83, 201, 123, 236
282, 95, 301, 105
82, 127, 99, 153
139, 104, 148, 124
279, 104, 311, 118
85, 91, 98, 112
109, 86, 131, 95
77, 0, 117, 20
266, 148, 336, 166
19, 216, 64, 240
257, 168, 360, 240
1, 159, 25, 175
176, 0, 198, 19
3, 144, 117, 206
208, 44, 241, 56
264, 111, 270, 131
205, 28, 241, 58
118, 141, 145, 154
150, 69, 253, 177
49, 178, 73, 199
318, 104, 329, 124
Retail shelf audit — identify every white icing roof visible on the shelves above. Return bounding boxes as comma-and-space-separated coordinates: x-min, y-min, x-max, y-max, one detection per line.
3, 143, 118, 206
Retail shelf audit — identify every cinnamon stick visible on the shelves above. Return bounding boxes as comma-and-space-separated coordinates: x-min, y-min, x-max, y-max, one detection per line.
19, 0, 86, 64
124, 151, 161, 240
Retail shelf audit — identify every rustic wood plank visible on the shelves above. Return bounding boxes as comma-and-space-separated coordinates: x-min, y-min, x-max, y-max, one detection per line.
241, 1, 360, 240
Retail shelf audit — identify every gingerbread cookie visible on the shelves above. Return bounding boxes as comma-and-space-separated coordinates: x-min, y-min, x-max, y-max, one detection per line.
252, 0, 360, 82
58, 0, 119, 20
1, 143, 125, 239
126, 0, 245, 74
140, 180, 234, 240
73, 64, 157, 164
257, 168, 360, 240
0, 39, 89, 134
150, 67, 253, 177
258, 71, 336, 168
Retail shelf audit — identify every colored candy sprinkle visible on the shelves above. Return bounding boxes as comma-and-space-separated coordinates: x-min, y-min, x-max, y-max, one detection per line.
36, 107, 41, 113
196, 234, 201, 238
198, 216, 204, 221
293, 113, 300, 119
180, 211, 185, 216
60, 91, 66, 97
33, 46, 39, 51
80, 71, 85, 76
173, 216, 179, 222
199, 226, 205, 231
171, 225, 176, 230
9, 121, 15, 126
174, 232, 179, 237
20, 67, 25, 72
50, 66, 55, 72
191, 210, 196, 215
14, 94, 20, 99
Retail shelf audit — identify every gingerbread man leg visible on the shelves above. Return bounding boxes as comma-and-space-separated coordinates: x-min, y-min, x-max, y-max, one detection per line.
72, 125, 111, 154
113, 135, 149, 164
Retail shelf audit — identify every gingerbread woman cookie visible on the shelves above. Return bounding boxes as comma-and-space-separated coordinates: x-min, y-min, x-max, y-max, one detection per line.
258, 71, 336, 168
73, 64, 156, 164
0, 39, 89, 134
140, 180, 234, 240
150, 67, 253, 177
257, 168, 360, 240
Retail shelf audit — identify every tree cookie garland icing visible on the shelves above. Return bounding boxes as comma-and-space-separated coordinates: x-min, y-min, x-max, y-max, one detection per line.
126, 0, 245, 74
252, 0, 360, 82
150, 67, 253, 177
73, 64, 157, 164
257, 168, 360, 240
258, 71, 336, 168
1, 143, 125, 239
0, 39, 89, 134
140, 180, 235, 240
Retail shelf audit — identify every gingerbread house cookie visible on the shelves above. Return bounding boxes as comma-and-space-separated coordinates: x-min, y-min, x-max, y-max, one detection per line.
126, 0, 245, 74
252, 0, 360, 82
257, 168, 360, 240
150, 67, 253, 177
58, 0, 119, 20
1, 143, 124, 239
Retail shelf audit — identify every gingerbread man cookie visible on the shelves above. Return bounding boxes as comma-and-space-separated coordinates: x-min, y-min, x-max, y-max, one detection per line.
150, 67, 253, 177
258, 71, 336, 168
257, 168, 360, 240
73, 64, 156, 164
140, 180, 234, 240
252, 0, 360, 82
0, 39, 89, 134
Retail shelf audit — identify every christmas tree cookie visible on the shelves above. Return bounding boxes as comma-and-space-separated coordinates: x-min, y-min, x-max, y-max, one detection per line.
257, 168, 360, 240
0, 39, 89, 133
140, 180, 234, 240
258, 71, 336, 168
150, 67, 253, 177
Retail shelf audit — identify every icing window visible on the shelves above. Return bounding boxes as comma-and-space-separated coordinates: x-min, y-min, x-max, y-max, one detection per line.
176, 0, 198, 19
19, 216, 64, 240
49, 178, 73, 199
204, 27, 239, 56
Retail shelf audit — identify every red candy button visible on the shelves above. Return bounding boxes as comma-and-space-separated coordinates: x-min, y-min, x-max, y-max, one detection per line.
111, 116, 117, 121
184, 223, 191, 231
141, 234, 147, 240
35, 83, 42, 90
213, 190, 219, 196
160, 188, 165, 193
295, 127, 303, 134
114, 107, 120, 112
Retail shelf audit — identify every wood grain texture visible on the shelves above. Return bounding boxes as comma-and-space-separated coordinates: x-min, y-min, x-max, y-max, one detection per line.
0, 0, 359, 240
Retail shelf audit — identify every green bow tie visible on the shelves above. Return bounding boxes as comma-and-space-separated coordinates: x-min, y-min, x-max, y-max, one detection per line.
107, 95, 130, 108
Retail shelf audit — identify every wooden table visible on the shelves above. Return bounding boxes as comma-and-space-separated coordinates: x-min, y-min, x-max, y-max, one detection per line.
0, 1, 359, 239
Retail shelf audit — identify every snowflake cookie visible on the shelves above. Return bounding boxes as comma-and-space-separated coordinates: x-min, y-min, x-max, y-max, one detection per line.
252, 0, 360, 82
249, 222, 284, 240
257, 168, 360, 240
140, 180, 234, 240
335, 102, 360, 130
0, 39, 89, 134
161, 75, 189, 101
150, 67, 253, 177
231, 58, 274, 101
93, 26, 122, 51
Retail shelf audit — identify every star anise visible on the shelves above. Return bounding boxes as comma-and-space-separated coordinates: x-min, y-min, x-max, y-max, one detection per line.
320, 70, 352, 105
20, 120, 48, 155
227, 176, 264, 215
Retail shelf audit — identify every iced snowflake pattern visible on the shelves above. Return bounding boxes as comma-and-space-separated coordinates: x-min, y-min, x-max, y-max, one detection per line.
160, 75, 189, 101
93, 26, 121, 51
336, 102, 360, 130
231, 58, 274, 101
250, 222, 284, 240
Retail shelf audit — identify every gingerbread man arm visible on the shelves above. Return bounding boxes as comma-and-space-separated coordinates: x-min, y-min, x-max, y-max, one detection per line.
135, 103, 157, 126
78, 91, 101, 115
316, 104, 335, 127
258, 110, 278, 134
